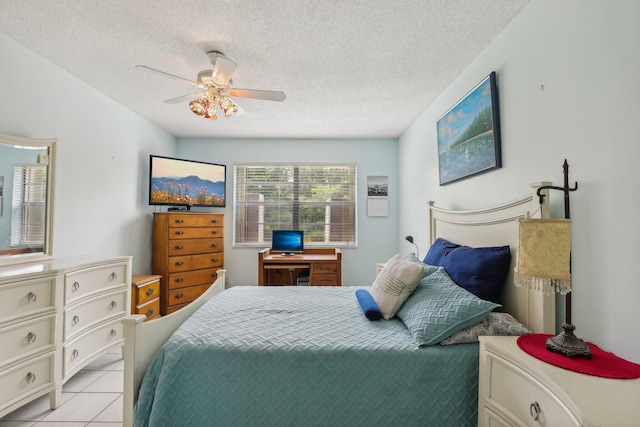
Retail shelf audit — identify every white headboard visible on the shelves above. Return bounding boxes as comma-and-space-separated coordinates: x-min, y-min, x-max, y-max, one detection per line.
428, 183, 555, 334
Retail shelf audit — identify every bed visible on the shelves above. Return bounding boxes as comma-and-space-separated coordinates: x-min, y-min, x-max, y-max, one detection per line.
123, 185, 555, 427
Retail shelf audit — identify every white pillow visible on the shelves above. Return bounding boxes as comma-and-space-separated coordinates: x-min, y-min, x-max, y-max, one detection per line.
370, 254, 424, 319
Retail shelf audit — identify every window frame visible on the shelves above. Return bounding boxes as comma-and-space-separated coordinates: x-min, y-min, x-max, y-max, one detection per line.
233, 162, 358, 248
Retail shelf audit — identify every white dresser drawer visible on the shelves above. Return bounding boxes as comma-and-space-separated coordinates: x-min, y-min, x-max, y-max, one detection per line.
0, 277, 56, 325
487, 353, 581, 426
64, 262, 127, 305
0, 314, 56, 369
0, 352, 55, 411
63, 318, 123, 377
64, 288, 127, 341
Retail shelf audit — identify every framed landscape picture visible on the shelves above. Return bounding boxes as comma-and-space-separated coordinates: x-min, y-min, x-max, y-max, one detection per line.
437, 71, 502, 185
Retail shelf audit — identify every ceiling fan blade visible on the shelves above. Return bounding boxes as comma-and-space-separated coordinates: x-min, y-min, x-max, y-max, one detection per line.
164, 93, 203, 104
228, 88, 286, 102
136, 65, 202, 88
211, 56, 237, 86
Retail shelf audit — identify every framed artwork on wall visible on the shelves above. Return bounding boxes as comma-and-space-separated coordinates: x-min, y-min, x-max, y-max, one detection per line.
436, 71, 502, 185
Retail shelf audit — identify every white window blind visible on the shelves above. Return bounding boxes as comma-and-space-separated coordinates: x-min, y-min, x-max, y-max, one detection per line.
234, 163, 357, 247
11, 164, 47, 247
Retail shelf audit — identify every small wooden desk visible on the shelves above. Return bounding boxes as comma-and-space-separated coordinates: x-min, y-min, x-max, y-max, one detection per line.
258, 248, 342, 286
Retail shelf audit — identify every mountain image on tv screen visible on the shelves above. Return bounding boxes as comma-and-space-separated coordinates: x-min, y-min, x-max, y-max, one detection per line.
150, 156, 226, 207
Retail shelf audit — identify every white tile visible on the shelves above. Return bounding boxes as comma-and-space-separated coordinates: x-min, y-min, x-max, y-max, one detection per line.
63, 369, 108, 393
93, 395, 123, 422
86, 423, 123, 427
83, 353, 124, 371
0, 421, 36, 426
0, 393, 75, 422
32, 422, 86, 427
83, 371, 124, 393
39, 393, 119, 423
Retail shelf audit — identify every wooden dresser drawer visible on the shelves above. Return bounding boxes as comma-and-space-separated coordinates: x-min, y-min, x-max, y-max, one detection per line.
64, 262, 127, 305
0, 353, 55, 410
132, 275, 160, 306
0, 314, 55, 368
166, 213, 223, 228
167, 253, 224, 273
167, 227, 222, 240
0, 277, 56, 325
135, 298, 160, 320
311, 275, 339, 286
312, 262, 338, 275
63, 318, 123, 377
167, 268, 221, 290
167, 238, 223, 256
167, 283, 211, 307
64, 288, 128, 341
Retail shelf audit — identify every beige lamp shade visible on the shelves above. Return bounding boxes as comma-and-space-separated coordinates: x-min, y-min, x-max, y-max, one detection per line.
514, 218, 572, 295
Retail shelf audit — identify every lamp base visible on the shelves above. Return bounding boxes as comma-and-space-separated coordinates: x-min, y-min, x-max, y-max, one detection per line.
546, 323, 592, 359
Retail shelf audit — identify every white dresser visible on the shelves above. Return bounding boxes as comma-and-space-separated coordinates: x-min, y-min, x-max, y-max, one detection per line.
0, 256, 131, 417
479, 336, 640, 427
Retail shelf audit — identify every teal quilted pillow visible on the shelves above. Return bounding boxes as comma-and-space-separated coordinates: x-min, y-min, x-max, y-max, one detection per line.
397, 266, 500, 346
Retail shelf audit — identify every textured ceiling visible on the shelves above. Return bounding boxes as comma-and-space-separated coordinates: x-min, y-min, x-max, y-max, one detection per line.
0, 0, 529, 139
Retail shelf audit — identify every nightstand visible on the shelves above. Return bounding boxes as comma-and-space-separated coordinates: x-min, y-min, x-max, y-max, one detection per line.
478, 336, 640, 427
131, 274, 161, 321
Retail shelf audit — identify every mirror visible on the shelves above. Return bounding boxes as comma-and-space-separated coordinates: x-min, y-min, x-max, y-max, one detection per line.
0, 132, 56, 266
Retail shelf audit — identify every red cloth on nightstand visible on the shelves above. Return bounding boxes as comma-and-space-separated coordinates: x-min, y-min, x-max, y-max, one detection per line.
517, 334, 640, 379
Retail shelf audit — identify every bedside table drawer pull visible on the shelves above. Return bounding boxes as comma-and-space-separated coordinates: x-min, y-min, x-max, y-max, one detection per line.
146, 309, 154, 317
72, 281, 80, 292
110, 329, 117, 337
72, 315, 80, 326
27, 332, 37, 344
110, 272, 118, 281
175, 293, 184, 299
110, 300, 118, 309
530, 401, 541, 421
146, 288, 154, 296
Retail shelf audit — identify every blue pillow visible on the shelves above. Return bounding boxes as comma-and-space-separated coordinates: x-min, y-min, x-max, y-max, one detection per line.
423, 238, 510, 303
397, 266, 500, 346
355, 289, 382, 321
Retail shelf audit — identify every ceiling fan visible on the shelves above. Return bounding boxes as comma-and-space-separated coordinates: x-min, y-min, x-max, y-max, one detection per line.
136, 51, 286, 120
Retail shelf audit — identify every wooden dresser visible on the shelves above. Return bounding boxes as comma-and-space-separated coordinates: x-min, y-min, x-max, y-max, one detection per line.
0, 255, 131, 418
153, 212, 224, 315
130, 275, 161, 321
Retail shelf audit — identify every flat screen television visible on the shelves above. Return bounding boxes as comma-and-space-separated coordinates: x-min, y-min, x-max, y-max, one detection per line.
149, 155, 226, 209
271, 230, 304, 255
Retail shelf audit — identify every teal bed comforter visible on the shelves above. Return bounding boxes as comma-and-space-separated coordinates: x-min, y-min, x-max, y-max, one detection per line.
134, 286, 479, 427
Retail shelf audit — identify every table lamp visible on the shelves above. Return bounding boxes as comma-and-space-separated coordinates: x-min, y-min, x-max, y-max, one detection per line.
514, 160, 591, 359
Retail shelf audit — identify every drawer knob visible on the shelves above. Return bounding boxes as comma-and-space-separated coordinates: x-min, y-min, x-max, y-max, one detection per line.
175, 231, 184, 235
146, 309, 154, 317
110, 300, 118, 309
211, 230, 219, 235
27, 332, 37, 344
175, 219, 184, 224
211, 219, 219, 223
27, 292, 37, 303
175, 277, 184, 283
110, 329, 117, 337
211, 258, 219, 263
175, 245, 184, 250
72, 281, 80, 292
146, 288, 154, 296
72, 349, 79, 360
72, 315, 80, 326
530, 401, 541, 421
175, 261, 184, 266
26, 372, 36, 384
211, 243, 218, 248
175, 293, 184, 299
109, 272, 118, 281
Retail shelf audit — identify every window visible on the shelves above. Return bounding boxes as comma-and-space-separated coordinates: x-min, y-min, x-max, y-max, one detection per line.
11, 164, 47, 247
234, 163, 357, 247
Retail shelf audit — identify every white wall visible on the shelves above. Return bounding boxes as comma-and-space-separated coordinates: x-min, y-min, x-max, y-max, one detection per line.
399, 0, 640, 362
176, 138, 399, 287
0, 34, 176, 274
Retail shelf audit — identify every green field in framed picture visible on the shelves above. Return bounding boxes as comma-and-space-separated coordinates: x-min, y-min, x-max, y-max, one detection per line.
437, 71, 502, 185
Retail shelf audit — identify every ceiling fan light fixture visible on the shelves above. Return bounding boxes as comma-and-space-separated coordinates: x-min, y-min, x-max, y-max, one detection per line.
219, 96, 239, 117
189, 98, 207, 116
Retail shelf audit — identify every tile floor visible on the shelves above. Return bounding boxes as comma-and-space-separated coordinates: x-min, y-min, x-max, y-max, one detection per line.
0, 349, 124, 427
